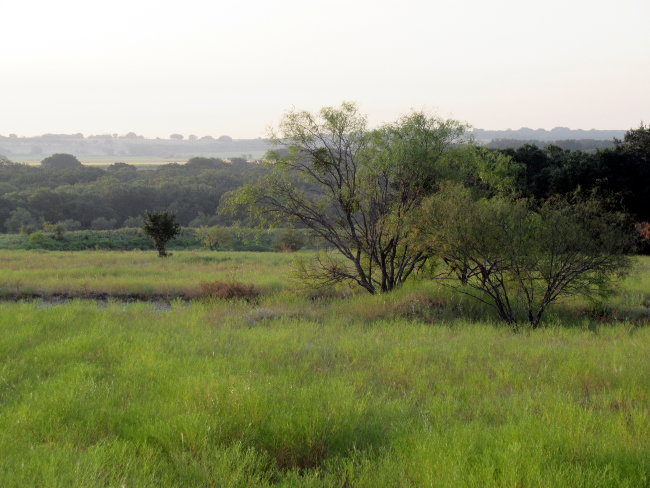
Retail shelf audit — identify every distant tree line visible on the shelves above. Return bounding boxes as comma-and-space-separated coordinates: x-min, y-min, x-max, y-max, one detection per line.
0, 125, 648, 242
0, 132, 270, 158
497, 130, 649, 224
486, 138, 615, 151
0, 156, 268, 233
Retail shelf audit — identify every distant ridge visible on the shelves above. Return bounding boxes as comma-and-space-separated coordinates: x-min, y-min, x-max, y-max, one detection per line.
473, 127, 626, 142
0, 134, 273, 160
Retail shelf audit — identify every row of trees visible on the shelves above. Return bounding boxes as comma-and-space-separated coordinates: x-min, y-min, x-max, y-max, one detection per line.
227, 103, 642, 328
0, 156, 266, 233
1, 126, 648, 237
499, 135, 649, 223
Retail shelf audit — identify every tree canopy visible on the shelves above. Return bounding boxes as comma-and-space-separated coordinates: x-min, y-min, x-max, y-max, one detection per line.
41, 153, 82, 169
228, 102, 471, 293
412, 185, 634, 327
142, 210, 180, 257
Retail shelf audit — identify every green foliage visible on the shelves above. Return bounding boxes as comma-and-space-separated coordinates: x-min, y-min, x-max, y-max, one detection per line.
497, 125, 650, 224
90, 216, 117, 230
416, 185, 635, 328
42, 221, 65, 240
2, 123, 649, 236
5, 207, 38, 234
58, 218, 81, 231
195, 225, 233, 250
27, 231, 47, 246
616, 122, 650, 158
185, 156, 226, 170
0, 157, 269, 232
0, 228, 197, 252
229, 102, 467, 293
40, 153, 82, 169
439, 144, 524, 195
272, 228, 305, 252
142, 211, 181, 257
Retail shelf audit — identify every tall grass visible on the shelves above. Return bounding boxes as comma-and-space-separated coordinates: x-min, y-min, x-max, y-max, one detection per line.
0, 250, 298, 298
0, 299, 648, 487
0, 251, 649, 486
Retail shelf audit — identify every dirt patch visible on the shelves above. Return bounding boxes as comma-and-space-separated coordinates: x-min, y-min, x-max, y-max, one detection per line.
0, 291, 191, 305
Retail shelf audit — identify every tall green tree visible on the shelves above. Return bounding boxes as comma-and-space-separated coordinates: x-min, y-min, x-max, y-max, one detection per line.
227, 102, 467, 293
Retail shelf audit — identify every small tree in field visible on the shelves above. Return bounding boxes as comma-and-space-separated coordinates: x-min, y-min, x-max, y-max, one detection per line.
142, 211, 180, 257
414, 185, 634, 328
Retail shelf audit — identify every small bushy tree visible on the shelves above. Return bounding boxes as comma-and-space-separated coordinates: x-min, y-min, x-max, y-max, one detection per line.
414, 185, 634, 328
142, 211, 180, 257
42, 221, 65, 240
196, 225, 232, 250
123, 216, 143, 228
273, 228, 305, 252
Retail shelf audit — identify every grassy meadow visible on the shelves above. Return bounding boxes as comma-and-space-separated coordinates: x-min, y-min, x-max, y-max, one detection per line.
0, 250, 649, 487
0, 250, 294, 299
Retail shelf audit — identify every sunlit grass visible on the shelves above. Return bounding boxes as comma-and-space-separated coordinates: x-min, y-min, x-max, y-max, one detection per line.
0, 300, 648, 487
0, 250, 298, 297
0, 251, 649, 486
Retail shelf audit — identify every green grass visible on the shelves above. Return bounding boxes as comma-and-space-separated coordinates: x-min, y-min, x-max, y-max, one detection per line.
1, 250, 649, 321
0, 250, 298, 298
0, 251, 649, 486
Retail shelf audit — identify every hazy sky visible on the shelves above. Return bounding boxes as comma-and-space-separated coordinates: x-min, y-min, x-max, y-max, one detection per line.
1, 0, 648, 137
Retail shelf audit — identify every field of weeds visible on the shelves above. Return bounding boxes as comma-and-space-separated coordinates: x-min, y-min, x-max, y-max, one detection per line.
0, 251, 649, 487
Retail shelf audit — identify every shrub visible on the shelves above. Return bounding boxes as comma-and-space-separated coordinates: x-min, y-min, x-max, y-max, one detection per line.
415, 186, 635, 328
58, 219, 81, 231
42, 221, 65, 240
122, 216, 143, 228
196, 225, 233, 250
273, 228, 305, 252
28, 231, 48, 246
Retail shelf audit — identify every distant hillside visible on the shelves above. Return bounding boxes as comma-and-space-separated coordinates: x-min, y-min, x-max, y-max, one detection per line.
0, 128, 629, 161
0, 133, 273, 160
473, 127, 626, 143
485, 139, 616, 151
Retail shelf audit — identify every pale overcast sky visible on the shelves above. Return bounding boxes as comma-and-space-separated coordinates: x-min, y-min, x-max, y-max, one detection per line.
1, 0, 648, 137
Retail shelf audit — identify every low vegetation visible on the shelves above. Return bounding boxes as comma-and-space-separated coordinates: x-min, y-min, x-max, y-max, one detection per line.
0, 251, 648, 486
0, 227, 316, 252
0, 250, 295, 299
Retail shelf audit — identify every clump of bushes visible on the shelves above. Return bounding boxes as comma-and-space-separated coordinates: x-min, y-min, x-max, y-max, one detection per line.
198, 280, 259, 300
273, 228, 305, 252
195, 226, 313, 252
